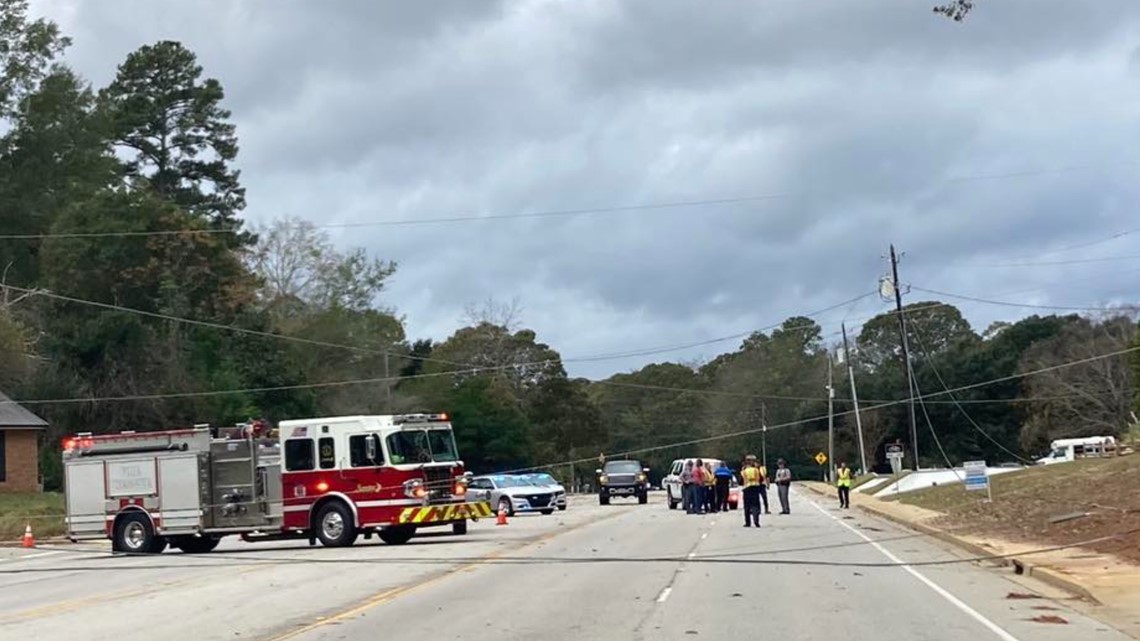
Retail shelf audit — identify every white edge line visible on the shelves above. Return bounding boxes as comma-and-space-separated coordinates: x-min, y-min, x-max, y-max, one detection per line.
687, 551, 696, 559
808, 498, 1022, 641
656, 586, 673, 603
0, 550, 64, 563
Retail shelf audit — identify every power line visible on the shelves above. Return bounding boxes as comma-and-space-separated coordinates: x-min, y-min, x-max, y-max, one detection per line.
0, 194, 798, 240
2, 527, 1136, 572
7, 317, 1137, 417
571, 291, 878, 363
3, 160, 1135, 241
1019, 226, 1140, 259
910, 286, 1139, 313
505, 337, 1140, 474
983, 253, 1140, 268
910, 321, 1034, 464
1, 283, 880, 376
0, 284, 470, 369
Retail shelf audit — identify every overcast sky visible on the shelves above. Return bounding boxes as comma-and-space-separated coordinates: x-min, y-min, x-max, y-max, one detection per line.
32, 0, 1140, 378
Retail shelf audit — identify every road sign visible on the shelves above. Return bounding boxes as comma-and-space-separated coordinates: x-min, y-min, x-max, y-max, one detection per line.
963, 460, 991, 501
887, 452, 903, 475
886, 442, 905, 474
814, 452, 828, 466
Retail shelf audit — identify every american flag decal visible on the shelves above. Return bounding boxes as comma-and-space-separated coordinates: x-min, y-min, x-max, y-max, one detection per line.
291, 426, 308, 437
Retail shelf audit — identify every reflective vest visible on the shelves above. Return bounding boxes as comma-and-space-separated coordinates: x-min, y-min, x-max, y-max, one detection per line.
742, 466, 761, 487
704, 469, 716, 486
837, 467, 853, 488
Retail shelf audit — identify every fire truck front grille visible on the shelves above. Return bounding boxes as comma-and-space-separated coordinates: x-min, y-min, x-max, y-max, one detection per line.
423, 466, 453, 503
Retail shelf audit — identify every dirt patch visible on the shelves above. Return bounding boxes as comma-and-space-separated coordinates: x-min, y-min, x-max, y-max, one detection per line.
896, 455, 1140, 564
1006, 592, 1043, 600
1028, 614, 1069, 624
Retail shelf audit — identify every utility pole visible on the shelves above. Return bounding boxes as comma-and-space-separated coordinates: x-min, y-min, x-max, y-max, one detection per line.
827, 354, 835, 483
889, 244, 920, 471
842, 323, 868, 475
760, 402, 768, 472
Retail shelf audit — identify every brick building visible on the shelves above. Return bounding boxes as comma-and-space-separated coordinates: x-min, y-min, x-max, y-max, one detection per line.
0, 390, 46, 493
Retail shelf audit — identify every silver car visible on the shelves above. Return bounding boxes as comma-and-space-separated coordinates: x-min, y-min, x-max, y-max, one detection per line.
467, 475, 558, 516
522, 473, 567, 511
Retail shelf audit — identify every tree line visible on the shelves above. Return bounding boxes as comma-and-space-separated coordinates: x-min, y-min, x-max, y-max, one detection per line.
1, 1, 1136, 490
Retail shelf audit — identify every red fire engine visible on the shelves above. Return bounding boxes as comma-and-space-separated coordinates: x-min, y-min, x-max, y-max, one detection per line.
62, 413, 493, 554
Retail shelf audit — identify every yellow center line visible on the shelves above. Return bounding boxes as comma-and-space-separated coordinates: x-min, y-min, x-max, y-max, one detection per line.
263, 508, 632, 641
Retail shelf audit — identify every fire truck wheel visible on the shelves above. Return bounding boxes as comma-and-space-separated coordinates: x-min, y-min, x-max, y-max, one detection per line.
113, 513, 155, 555
378, 525, 416, 545
173, 536, 220, 554
452, 520, 468, 535
315, 502, 358, 547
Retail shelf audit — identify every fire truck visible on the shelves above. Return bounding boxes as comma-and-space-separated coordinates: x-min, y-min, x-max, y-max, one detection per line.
62, 413, 493, 554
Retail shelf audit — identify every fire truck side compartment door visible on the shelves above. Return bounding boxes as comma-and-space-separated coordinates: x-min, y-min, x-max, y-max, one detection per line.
65, 460, 107, 539
158, 455, 203, 531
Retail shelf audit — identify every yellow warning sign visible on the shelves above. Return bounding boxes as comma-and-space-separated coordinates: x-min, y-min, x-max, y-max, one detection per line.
814, 452, 828, 466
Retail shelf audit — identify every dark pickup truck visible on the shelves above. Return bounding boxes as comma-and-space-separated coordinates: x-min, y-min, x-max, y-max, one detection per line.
597, 460, 649, 505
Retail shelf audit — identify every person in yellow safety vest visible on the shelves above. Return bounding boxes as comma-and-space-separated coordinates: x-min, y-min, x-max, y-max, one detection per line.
836, 461, 853, 510
740, 456, 762, 527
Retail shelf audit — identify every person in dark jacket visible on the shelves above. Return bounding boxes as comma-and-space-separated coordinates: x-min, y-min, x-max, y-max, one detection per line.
714, 461, 733, 512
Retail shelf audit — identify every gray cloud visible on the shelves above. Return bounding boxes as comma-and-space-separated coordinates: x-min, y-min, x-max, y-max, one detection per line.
32, 0, 1140, 377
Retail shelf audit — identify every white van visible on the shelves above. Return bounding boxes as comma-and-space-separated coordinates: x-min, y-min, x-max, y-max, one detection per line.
662, 457, 728, 510
1036, 436, 1116, 465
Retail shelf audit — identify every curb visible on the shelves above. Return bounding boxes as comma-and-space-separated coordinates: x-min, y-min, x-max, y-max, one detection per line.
801, 482, 1101, 603
0, 536, 71, 548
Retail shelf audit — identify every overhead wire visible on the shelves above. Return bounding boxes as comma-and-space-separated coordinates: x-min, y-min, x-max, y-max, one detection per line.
911, 286, 1140, 313
502, 337, 1140, 474
982, 253, 1140, 268
2, 526, 1136, 573
0, 284, 880, 373
2, 159, 1135, 242
909, 320, 1034, 464
0, 193, 800, 240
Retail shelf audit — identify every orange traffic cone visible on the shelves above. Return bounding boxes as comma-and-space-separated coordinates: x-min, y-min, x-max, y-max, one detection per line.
22, 524, 35, 548
496, 507, 508, 526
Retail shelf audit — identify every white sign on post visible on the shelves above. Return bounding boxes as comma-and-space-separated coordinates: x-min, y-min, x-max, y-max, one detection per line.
886, 443, 904, 475
963, 460, 991, 501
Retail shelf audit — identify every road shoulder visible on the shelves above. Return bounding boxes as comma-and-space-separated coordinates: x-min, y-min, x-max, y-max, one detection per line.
804, 481, 1140, 639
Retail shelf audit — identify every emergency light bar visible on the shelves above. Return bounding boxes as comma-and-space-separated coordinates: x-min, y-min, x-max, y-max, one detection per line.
393, 413, 450, 424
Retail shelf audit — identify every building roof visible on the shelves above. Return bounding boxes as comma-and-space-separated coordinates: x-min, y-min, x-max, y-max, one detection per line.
0, 390, 47, 429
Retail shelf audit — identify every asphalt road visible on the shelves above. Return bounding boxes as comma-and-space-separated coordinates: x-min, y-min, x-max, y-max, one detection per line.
0, 489, 1132, 641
